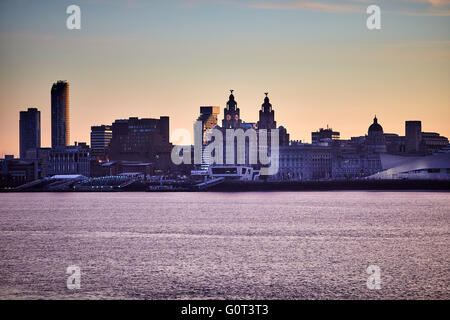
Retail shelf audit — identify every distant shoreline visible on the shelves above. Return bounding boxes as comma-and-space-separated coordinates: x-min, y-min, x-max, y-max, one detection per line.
1, 180, 449, 192
207, 180, 450, 192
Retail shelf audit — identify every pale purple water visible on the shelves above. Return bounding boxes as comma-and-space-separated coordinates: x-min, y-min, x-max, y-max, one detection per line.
0, 192, 448, 300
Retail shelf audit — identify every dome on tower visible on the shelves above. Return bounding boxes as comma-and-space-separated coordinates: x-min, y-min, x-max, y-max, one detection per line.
261, 92, 272, 111
368, 116, 383, 134
226, 89, 237, 110
229, 90, 235, 101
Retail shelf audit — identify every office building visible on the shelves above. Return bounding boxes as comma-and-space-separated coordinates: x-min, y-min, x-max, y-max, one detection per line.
19, 108, 41, 159
51, 80, 70, 148
108, 116, 172, 172
91, 125, 113, 160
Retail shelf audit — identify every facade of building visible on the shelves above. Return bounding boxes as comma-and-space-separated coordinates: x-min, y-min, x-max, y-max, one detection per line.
48, 143, 90, 177
51, 80, 70, 148
332, 151, 382, 180
90, 125, 113, 160
369, 153, 450, 180
384, 133, 406, 154
23, 147, 50, 178
108, 116, 172, 172
421, 132, 449, 153
0, 156, 44, 188
19, 108, 41, 159
272, 143, 332, 181
330, 117, 387, 180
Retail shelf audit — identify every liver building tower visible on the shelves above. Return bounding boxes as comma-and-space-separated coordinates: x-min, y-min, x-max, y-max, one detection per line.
222, 90, 242, 129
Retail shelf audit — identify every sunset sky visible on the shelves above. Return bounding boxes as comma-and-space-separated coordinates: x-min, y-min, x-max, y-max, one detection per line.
0, 0, 449, 157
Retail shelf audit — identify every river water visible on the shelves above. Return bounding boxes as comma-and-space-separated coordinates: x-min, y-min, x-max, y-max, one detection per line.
0, 192, 448, 299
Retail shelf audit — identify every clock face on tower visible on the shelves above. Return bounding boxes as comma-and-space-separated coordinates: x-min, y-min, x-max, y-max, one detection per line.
235, 114, 239, 120
226, 114, 231, 121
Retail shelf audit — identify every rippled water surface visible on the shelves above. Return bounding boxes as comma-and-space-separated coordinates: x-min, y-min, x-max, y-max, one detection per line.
0, 192, 448, 299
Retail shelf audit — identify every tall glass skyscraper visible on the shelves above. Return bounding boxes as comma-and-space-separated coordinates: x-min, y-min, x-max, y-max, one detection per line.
51, 81, 70, 148
19, 108, 41, 159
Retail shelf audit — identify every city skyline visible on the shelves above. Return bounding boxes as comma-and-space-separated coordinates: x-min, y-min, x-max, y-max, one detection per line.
1, 0, 449, 156
2, 83, 447, 158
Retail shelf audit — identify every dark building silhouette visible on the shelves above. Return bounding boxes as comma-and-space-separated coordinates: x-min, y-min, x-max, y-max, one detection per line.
222, 90, 242, 129
405, 121, 422, 153
19, 108, 41, 159
51, 81, 70, 148
421, 132, 449, 152
91, 125, 113, 160
0, 156, 44, 187
278, 126, 290, 147
312, 127, 340, 144
366, 116, 386, 153
256, 93, 289, 146
108, 117, 172, 172
384, 133, 406, 154
257, 93, 276, 130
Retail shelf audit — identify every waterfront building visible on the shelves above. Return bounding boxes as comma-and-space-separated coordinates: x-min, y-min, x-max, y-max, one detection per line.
191, 92, 291, 179
108, 116, 172, 172
0, 156, 44, 187
272, 143, 332, 181
51, 81, 70, 148
48, 143, 90, 177
222, 93, 290, 166
19, 108, 41, 159
332, 151, 382, 180
369, 153, 450, 180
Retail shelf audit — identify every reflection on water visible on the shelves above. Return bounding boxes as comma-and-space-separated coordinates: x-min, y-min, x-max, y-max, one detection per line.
0, 192, 448, 299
